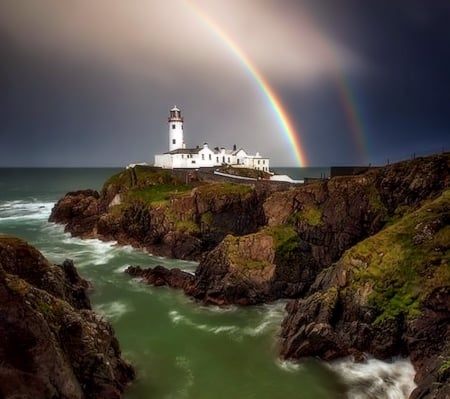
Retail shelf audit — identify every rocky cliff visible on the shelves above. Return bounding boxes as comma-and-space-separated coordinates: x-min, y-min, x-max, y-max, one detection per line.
50, 167, 278, 260
50, 154, 450, 398
0, 236, 134, 399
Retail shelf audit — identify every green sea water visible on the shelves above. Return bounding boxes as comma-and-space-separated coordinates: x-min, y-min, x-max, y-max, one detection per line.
0, 168, 416, 399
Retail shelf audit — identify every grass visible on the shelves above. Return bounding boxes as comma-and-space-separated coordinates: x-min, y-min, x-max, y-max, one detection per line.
102, 165, 187, 195
343, 189, 450, 324
289, 206, 323, 227
195, 182, 253, 197
127, 184, 191, 205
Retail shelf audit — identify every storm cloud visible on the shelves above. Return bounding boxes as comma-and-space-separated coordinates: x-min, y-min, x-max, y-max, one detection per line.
0, 0, 449, 166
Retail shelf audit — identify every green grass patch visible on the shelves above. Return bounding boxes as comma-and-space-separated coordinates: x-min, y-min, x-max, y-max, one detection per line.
344, 189, 450, 324
439, 359, 450, 374
201, 211, 214, 225
102, 166, 187, 195
298, 206, 323, 226
196, 182, 253, 197
127, 184, 191, 205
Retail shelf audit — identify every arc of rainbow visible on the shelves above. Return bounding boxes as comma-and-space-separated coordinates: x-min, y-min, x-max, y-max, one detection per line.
184, 1, 307, 167
333, 75, 369, 164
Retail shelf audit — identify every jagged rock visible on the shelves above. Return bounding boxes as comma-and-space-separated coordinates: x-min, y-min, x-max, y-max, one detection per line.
0, 236, 134, 399
279, 188, 450, 399
125, 265, 195, 290
49, 189, 100, 238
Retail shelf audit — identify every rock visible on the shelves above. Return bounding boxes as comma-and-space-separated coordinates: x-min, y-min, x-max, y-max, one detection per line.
49, 189, 100, 238
0, 236, 134, 398
279, 186, 450, 398
125, 265, 195, 290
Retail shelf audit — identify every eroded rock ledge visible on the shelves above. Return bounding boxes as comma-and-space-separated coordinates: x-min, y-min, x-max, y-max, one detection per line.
0, 236, 135, 399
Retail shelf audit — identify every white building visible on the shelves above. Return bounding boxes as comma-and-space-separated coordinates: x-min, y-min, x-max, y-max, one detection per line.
154, 106, 270, 171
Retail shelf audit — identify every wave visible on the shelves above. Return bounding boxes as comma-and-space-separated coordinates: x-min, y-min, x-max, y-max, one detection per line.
95, 301, 132, 322
329, 357, 416, 399
0, 200, 54, 222
61, 237, 120, 266
168, 302, 286, 339
276, 359, 303, 373
169, 310, 239, 335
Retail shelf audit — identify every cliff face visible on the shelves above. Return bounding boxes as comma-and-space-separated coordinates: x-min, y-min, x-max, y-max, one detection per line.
0, 236, 134, 399
176, 154, 449, 306
49, 154, 450, 398
279, 188, 450, 398
50, 167, 275, 260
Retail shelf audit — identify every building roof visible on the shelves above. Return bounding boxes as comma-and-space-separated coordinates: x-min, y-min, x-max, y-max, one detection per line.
165, 147, 200, 155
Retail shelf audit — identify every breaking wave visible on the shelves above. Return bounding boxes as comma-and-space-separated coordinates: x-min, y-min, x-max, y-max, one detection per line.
0, 200, 54, 222
330, 357, 416, 399
168, 302, 286, 339
95, 301, 132, 322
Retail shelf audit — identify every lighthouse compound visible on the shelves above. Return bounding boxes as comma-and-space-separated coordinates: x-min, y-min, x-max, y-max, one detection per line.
154, 106, 270, 171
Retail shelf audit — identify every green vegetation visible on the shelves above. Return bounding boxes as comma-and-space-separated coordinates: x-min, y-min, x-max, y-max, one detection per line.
216, 165, 271, 180
200, 211, 213, 226
102, 166, 187, 195
223, 235, 272, 271
222, 226, 301, 271
196, 182, 253, 197
288, 206, 323, 227
368, 185, 390, 224
127, 184, 191, 206
344, 190, 450, 324
266, 225, 301, 266
439, 359, 450, 374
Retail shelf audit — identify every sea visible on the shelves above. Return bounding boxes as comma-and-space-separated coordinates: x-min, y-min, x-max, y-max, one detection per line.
0, 168, 416, 399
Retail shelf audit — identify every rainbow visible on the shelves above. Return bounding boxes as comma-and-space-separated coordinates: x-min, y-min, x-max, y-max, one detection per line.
333, 75, 369, 164
184, 1, 307, 167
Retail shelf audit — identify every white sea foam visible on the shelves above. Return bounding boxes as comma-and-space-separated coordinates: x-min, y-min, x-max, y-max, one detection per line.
276, 359, 303, 373
242, 302, 287, 337
168, 302, 286, 339
168, 310, 239, 335
62, 237, 119, 266
175, 356, 194, 398
330, 357, 416, 399
0, 200, 54, 222
114, 264, 132, 273
95, 301, 132, 322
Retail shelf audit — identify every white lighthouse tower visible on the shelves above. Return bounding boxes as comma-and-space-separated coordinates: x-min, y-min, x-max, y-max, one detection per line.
168, 105, 184, 151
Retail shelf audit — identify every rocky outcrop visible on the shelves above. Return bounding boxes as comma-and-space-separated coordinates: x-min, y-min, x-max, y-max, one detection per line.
279, 189, 450, 398
50, 167, 276, 260
48, 154, 450, 398
126, 265, 195, 290
0, 236, 134, 399
49, 189, 101, 238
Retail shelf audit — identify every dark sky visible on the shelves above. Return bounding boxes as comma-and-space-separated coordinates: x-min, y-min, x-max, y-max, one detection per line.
1, 0, 449, 167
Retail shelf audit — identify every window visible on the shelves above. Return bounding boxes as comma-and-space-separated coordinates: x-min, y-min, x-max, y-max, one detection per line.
202, 154, 205, 160
263, 160, 265, 165
209, 154, 212, 160
172, 124, 176, 129
192, 160, 196, 164
182, 154, 184, 159
228, 157, 230, 163
216, 157, 219, 163
222, 156, 225, 163
172, 139, 176, 144
258, 160, 260, 165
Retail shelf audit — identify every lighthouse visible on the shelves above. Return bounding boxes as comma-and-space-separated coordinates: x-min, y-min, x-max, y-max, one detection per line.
168, 105, 184, 151
154, 105, 270, 171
